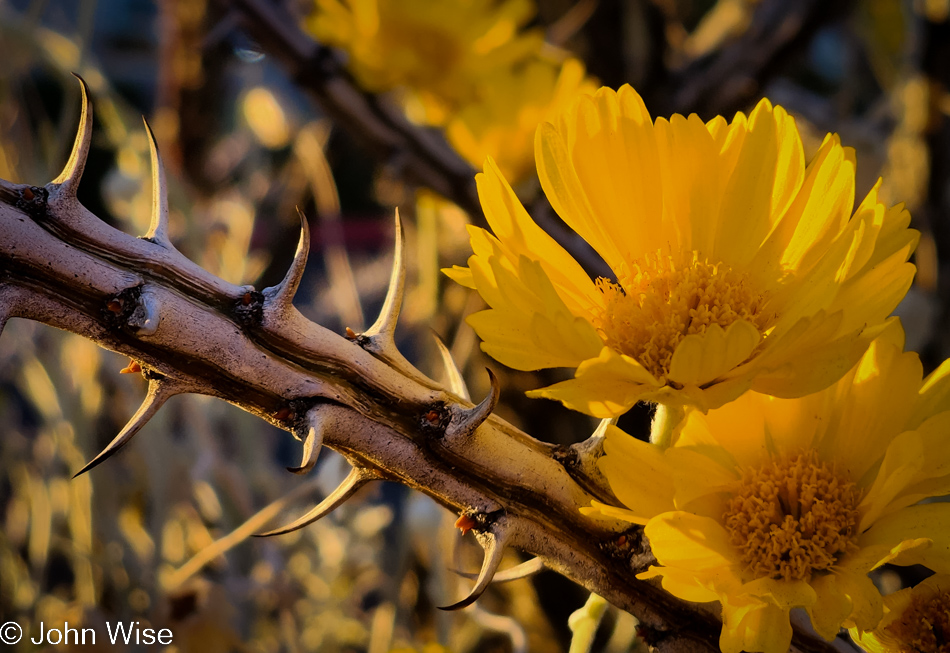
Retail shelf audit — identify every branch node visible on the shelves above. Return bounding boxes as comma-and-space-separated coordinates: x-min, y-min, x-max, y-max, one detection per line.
15, 186, 49, 221
233, 289, 265, 326
126, 285, 163, 336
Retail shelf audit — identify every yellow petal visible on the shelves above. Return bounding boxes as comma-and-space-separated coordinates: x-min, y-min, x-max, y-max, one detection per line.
857, 428, 925, 531
568, 87, 670, 260
832, 570, 883, 633
739, 577, 818, 609
719, 597, 794, 653
466, 254, 603, 370
667, 320, 761, 387
747, 312, 873, 400
643, 511, 736, 570
599, 425, 675, 522
825, 336, 922, 484
654, 112, 722, 257
535, 120, 625, 272
636, 565, 722, 603
775, 133, 855, 274
912, 356, 950, 430
442, 265, 475, 288
716, 100, 805, 269
854, 503, 950, 574
527, 347, 659, 417
476, 158, 602, 316
807, 574, 854, 641
665, 446, 737, 511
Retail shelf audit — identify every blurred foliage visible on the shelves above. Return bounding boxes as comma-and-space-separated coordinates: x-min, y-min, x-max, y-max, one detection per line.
1, 0, 949, 651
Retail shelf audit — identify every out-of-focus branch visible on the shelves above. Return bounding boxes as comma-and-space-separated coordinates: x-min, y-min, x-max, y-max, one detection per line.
661, 0, 855, 117
214, 0, 605, 275
217, 0, 479, 212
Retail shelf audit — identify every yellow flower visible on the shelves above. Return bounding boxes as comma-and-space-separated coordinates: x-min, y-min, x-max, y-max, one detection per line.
584, 327, 950, 653
445, 85, 919, 416
307, 0, 543, 125
850, 574, 950, 653
446, 55, 596, 185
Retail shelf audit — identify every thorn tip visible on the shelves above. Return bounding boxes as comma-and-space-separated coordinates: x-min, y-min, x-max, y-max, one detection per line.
263, 208, 311, 310
51, 74, 93, 197
255, 467, 373, 536
433, 332, 469, 401
73, 378, 184, 477
439, 528, 510, 610
143, 117, 173, 247
364, 210, 404, 341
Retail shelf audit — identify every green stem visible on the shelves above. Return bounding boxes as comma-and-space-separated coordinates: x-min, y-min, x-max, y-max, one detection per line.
650, 403, 686, 449
568, 593, 608, 653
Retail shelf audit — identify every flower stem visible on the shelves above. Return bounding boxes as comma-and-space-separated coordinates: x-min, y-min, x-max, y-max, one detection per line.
650, 403, 686, 449
568, 593, 608, 653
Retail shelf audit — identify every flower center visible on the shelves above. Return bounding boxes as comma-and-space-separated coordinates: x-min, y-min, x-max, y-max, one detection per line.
592, 252, 769, 382
887, 588, 950, 653
723, 451, 861, 582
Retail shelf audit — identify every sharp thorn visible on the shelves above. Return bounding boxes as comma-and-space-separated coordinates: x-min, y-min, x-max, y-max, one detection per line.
286, 407, 325, 475
143, 117, 173, 248
439, 528, 511, 611
446, 369, 499, 438
433, 332, 469, 401
255, 467, 374, 536
452, 557, 545, 584
264, 208, 310, 309
51, 74, 93, 197
73, 378, 182, 477
364, 209, 405, 341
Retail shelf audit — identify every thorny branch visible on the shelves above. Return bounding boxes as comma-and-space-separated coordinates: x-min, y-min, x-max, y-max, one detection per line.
0, 83, 847, 653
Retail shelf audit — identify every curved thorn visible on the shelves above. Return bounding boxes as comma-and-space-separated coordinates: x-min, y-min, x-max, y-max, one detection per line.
264, 208, 310, 308
364, 209, 404, 340
51, 74, 93, 196
452, 557, 545, 584
143, 117, 173, 247
433, 332, 469, 401
73, 378, 182, 477
446, 369, 499, 437
255, 467, 373, 537
439, 528, 511, 611
286, 407, 325, 475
